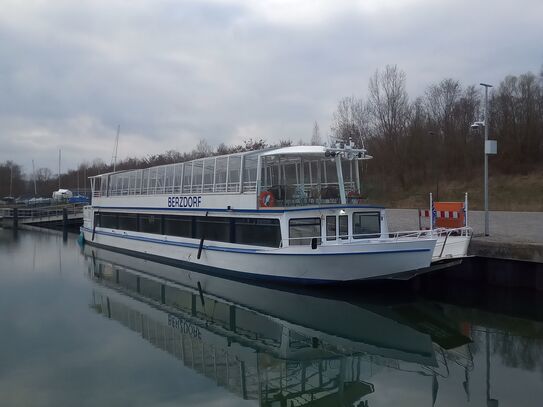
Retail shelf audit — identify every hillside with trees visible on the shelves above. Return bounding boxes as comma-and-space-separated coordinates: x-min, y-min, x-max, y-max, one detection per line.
1, 66, 542, 210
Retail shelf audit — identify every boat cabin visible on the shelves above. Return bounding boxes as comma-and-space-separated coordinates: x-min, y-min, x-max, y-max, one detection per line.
87, 144, 385, 248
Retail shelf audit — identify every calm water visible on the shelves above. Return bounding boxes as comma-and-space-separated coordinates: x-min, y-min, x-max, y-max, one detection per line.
1, 228, 543, 407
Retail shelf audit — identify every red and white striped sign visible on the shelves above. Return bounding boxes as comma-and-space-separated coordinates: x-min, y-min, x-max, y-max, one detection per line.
419, 209, 461, 219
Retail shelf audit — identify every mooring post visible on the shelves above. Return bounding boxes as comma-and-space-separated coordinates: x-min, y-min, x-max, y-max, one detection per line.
12, 207, 18, 229
62, 207, 68, 229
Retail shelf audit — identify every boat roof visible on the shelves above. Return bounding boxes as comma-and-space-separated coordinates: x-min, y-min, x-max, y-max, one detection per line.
90, 144, 371, 179
261, 145, 327, 156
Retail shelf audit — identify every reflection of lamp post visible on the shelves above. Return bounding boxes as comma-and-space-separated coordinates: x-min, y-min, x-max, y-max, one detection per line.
486, 330, 499, 407
471, 83, 495, 236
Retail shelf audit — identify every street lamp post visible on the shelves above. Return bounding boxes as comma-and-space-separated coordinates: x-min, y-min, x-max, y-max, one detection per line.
481, 83, 492, 236
472, 83, 494, 236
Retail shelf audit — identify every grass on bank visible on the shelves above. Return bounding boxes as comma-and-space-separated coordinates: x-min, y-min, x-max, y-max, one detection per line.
364, 171, 543, 211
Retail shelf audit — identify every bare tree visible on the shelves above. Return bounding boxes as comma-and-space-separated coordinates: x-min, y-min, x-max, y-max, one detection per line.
195, 139, 213, 158
310, 121, 322, 145
367, 65, 411, 186
368, 65, 411, 141
330, 96, 369, 147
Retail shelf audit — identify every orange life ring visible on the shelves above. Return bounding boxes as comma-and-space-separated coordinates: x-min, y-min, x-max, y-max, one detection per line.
259, 191, 276, 208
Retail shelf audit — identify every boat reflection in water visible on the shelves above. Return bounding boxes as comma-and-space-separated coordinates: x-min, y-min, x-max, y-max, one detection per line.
84, 246, 473, 406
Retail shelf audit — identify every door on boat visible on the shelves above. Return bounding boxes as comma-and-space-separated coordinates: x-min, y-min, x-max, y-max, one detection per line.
325, 214, 348, 242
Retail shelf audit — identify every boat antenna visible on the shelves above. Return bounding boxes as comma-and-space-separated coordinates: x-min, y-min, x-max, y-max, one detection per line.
111, 124, 120, 172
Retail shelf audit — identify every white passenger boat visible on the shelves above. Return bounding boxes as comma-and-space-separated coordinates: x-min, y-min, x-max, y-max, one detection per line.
81, 143, 467, 283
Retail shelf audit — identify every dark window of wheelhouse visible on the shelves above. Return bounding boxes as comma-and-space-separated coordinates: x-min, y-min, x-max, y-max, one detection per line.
195, 216, 230, 243
139, 214, 162, 234
326, 216, 336, 241
235, 218, 281, 247
118, 213, 138, 231
339, 215, 348, 240
163, 215, 193, 238
101, 213, 118, 229
353, 212, 381, 239
289, 218, 321, 246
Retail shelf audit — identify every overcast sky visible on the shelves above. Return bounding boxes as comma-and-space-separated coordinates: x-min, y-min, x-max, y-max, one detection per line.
1, 0, 541, 173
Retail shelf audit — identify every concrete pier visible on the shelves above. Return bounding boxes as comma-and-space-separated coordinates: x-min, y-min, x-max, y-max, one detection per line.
387, 209, 543, 263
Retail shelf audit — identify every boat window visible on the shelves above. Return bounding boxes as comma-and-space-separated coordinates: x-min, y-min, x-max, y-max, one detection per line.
182, 163, 192, 193
139, 214, 162, 234
326, 216, 336, 241
148, 168, 158, 195
163, 215, 193, 238
173, 163, 183, 193
353, 212, 381, 239
203, 158, 215, 193
195, 216, 231, 243
141, 169, 150, 194
192, 160, 204, 193
165, 165, 174, 194
228, 155, 241, 192
289, 218, 321, 246
157, 166, 167, 194
243, 155, 258, 192
339, 215, 348, 240
214, 157, 228, 193
100, 212, 118, 229
135, 170, 143, 195
235, 218, 281, 247
118, 213, 138, 231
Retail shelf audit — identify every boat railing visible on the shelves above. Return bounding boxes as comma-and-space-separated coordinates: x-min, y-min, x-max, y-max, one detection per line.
280, 229, 436, 247
430, 226, 472, 237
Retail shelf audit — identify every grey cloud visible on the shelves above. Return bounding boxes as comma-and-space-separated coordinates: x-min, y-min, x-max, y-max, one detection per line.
0, 0, 541, 172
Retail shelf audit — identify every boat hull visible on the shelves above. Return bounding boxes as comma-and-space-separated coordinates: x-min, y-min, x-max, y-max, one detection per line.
81, 227, 436, 284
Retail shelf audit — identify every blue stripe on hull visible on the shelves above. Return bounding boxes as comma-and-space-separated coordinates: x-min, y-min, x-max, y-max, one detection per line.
81, 227, 431, 257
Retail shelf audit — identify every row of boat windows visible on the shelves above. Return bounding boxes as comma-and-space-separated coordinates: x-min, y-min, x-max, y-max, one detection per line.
94, 211, 381, 247
95, 212, 281, 247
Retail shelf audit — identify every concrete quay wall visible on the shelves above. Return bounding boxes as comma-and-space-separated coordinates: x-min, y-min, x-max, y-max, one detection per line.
387, 209, 543, 263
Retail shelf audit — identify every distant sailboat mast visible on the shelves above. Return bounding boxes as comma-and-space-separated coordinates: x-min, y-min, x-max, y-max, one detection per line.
58, 149, 61, 190
111, 125, 120, 172
32, 159, 37, 196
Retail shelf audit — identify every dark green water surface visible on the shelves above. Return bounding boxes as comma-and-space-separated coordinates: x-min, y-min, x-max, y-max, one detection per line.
1, 228, 542, 406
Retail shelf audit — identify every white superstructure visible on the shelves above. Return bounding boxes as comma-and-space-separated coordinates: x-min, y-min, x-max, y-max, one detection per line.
81, 143, 467, 283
